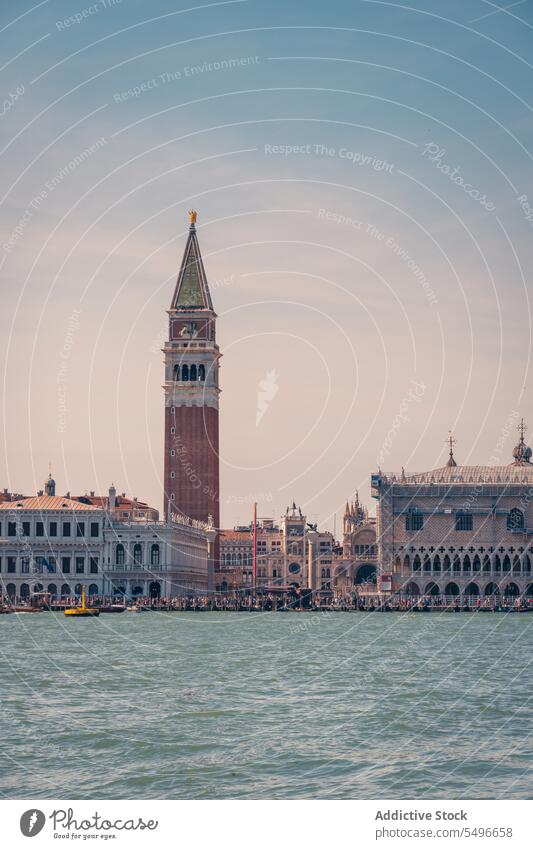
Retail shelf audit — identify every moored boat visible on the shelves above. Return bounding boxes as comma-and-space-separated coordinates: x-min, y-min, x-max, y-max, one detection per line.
64, 589, 100, 618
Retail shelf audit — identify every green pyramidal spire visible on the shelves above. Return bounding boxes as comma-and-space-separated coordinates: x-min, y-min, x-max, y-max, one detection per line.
171, 210, 213, 310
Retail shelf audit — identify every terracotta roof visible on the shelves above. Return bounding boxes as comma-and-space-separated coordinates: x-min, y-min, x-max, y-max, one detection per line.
0, 492, 26, 503
0, 495, 102, 511
73, 495, 108, 507
389, 465, 533, 485
220, 529, 253, 541
73, 494, 154, 509
115, 497, 152, 509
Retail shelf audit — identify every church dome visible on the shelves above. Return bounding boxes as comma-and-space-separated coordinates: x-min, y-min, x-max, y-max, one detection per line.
512, 441, 532, 463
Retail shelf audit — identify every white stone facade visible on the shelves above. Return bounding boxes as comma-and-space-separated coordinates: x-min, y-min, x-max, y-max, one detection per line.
372, 448, 533, 599
0, 493, 212, 601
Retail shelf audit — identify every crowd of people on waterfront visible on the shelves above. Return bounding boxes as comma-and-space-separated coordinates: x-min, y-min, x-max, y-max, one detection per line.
2, 590, 532, 613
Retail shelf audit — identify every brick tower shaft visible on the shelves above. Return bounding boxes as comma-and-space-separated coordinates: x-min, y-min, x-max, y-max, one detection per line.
163, 211, 220, 534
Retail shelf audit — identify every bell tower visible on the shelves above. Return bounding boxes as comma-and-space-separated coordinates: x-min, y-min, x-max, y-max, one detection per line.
163, 211, 220, 533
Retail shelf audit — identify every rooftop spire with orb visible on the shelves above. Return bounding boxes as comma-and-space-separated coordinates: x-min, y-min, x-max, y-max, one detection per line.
446, 431, 457, 468
512, 418, 532, 465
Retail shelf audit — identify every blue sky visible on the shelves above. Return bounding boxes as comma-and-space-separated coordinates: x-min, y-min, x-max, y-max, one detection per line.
1, 0, 533, 530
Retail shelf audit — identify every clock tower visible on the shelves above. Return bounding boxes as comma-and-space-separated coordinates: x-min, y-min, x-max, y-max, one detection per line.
163, 211, 220, 536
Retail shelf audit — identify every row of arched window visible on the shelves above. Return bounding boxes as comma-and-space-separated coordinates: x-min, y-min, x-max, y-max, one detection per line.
221, 553, 254, 566
402, 580, 531, 598
397, 552, 532, 575
115, 543, 160, 566
4, 583, 99, 599
173, 364, 206, 382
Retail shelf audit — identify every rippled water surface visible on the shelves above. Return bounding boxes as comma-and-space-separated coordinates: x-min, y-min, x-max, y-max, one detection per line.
0, 610, 531, 799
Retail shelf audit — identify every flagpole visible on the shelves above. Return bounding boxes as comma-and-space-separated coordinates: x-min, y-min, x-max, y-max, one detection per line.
253, 501, 257, 603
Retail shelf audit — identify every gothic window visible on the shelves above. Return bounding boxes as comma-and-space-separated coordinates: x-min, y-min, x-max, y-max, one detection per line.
190, 365, 197, 381
455, 512, 473, 531
173, 365, 180, 381
151, 544, 160, 566
182, 364, 189, 381
406, 511, 423, 531
199, 364, 205, 381
413, 555, 421, 572
507, 508, 524, 530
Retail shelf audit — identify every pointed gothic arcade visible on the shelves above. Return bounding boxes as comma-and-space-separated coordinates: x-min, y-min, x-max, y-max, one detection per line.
163, 211, 220, 535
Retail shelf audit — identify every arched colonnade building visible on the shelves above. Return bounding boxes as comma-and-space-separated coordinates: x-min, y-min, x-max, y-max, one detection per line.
372, 423, 533, 599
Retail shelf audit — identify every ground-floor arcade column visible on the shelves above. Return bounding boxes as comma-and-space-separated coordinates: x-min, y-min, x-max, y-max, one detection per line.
307, 530, 319, 599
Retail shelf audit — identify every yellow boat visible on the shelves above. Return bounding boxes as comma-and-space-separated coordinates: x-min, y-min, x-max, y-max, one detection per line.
64, 588, 100, 618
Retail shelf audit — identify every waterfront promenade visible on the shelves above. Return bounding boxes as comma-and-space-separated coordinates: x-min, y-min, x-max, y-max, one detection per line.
1, 592, 532, 614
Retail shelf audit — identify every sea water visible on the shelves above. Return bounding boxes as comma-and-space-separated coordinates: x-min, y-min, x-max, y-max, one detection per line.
0, 610, 531, 799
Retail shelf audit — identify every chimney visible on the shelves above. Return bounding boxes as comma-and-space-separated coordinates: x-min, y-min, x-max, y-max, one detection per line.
109, 484, 117, 511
